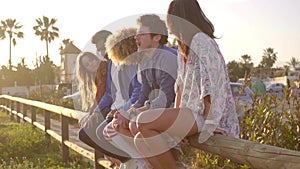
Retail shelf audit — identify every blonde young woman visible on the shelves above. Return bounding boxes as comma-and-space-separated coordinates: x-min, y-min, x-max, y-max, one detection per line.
75, 51, 108, 112
75, 30, 112, 112
77, 31, 129, 167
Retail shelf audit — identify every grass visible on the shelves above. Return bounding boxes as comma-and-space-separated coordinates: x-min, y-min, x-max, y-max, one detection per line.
0, 111, 93, 169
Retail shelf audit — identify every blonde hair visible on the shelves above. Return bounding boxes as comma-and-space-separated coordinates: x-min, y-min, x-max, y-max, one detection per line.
105, 27, 137, 65
75, 52, 98, 111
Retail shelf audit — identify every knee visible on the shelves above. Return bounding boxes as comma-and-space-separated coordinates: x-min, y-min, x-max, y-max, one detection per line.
135, 115, 154, 134
135, 113, 158, 134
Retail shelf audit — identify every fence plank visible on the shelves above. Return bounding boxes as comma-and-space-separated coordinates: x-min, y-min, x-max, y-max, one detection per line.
64, 140, 95, 161
189, 134, 300, 169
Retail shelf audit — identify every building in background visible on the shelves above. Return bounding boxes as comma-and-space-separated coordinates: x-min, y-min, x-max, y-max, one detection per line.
60, 42, 81, 84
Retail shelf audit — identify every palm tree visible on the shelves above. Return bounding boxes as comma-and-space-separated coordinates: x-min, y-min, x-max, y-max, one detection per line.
33, 16, 59, 58
0, 26, 4, 37
0, 19, 24, 70
286, 57, 300, 71
240, 54, 252, 64
240, 54, 254, 79
260, 48, 277, 68
259, 48, 278, 77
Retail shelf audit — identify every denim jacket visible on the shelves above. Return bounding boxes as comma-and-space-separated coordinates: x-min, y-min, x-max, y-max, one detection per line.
133, 45, 178, 109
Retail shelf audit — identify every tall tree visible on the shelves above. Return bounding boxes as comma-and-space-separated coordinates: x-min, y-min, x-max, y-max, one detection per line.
15, 57, 33, 86
259, 48, 278, 77
239, 54, 254, 79
34, 55, 57, 84
0, 26, 4, 37
0, 19, 24, 70
259, 48, 277, 68
227, 60, 243, 82
240, 54, 252, 64
33, 16, 59, 58
286, 57, 300, 70
0, 65, 15, 87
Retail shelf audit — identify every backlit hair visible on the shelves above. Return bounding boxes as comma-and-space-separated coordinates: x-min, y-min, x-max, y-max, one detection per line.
137, 14, 168, 45
167, 0, 215, 59
75, 52, 98, 111
91, 30, 112, 44
105, 27, 137, 65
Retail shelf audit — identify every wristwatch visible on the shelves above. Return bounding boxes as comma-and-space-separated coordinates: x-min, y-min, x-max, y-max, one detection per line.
145, 100, 151, 109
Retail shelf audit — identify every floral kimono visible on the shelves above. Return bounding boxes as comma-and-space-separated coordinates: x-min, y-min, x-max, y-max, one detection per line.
176, 32, 240, 143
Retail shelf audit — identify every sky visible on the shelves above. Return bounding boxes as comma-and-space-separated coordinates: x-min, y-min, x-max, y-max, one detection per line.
0, 0, 299, 69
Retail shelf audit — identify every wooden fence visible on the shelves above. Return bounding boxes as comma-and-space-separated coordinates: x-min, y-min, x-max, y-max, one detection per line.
1, 95, 300, 169
0, 95, 105, 169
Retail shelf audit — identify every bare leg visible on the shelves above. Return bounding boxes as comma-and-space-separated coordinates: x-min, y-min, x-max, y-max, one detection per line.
134, 132, 160, 169
134, 107, 198, 169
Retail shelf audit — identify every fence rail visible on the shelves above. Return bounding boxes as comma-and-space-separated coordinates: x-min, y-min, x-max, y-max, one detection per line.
0, 95, 104, 169
1, 95, 300, 169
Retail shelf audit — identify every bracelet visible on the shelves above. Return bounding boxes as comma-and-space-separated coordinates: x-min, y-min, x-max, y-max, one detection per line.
204, 120, 217, 125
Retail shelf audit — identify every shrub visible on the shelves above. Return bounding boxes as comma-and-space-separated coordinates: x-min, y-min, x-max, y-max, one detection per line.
241, 93, 300, 151
180, 91, 299, 168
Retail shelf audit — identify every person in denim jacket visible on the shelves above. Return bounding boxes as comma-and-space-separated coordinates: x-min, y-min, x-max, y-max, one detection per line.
108, 14, 179, 169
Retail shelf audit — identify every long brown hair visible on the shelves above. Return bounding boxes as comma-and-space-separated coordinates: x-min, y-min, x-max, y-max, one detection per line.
167, 0, 215, 59
76, 52, 99, 111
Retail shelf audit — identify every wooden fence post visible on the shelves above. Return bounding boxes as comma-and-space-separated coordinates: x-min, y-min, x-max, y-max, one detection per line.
9, 100, 14, 121
23, 104, 27, 122
31, 106, 36, 126
44, 110, 51, 140
0, 98, 4, 112
61, 115, 70, 163
6, 99, 8, 113
5, 99, 9, 114
95, 150, 105, 169
0, 98, 3, 112
16, 102, 20, 123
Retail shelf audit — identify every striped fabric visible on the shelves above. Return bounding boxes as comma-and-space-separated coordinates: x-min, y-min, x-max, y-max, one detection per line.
103, 122, 118, 141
